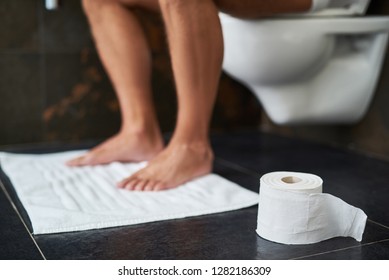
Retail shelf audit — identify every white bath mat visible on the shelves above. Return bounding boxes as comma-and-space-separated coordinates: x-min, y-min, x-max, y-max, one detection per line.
0, 151, 258, 234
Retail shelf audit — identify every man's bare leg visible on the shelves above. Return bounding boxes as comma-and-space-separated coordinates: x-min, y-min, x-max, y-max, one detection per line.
118, 0, 312, 191
67, 0, 163, 166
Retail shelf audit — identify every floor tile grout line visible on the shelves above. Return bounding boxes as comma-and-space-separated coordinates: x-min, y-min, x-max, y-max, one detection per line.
215, 157, 261, 178
368, 219, 389, 231
0, 180, 47, 260
290, 238, 389, 260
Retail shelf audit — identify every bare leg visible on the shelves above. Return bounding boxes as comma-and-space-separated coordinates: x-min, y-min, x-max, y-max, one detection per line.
67, 0, 163, 166
118, 0, 313, 191
118, 0, 223, 191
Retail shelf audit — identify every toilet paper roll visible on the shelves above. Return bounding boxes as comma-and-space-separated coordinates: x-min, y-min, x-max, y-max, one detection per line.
256, 171, 367, 245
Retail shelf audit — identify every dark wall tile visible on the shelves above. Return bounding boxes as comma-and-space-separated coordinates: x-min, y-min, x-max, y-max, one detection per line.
150, 53, 177, 133
367, 0, 389, 14
0, 54, 44, 145
0, 0, 40, 51
0, 0, 262, 146
43, 51, 120, 142
215, 74, 261, 131
42, 0, 94, 53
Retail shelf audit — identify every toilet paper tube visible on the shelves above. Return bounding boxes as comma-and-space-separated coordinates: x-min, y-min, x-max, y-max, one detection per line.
256, 171, 367, 245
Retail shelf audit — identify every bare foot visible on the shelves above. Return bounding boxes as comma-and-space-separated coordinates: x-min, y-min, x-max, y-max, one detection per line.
66, 130, 164, 166
117, 142, 214, 191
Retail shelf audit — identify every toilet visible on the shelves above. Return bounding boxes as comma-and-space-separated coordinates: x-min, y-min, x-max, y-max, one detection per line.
219, 1, 389, 124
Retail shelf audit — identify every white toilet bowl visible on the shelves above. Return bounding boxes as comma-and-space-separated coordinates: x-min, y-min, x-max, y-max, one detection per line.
220, 13, 389, 124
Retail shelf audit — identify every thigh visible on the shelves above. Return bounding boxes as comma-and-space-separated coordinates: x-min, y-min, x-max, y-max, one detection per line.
214, 0, 311, 18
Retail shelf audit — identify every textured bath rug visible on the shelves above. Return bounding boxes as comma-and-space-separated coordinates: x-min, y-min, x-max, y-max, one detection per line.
0, 151, 258, 234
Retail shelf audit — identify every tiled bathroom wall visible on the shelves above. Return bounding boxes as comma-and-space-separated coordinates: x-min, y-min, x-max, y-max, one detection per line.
0, 0, 260, 146
1, 0, 389, 160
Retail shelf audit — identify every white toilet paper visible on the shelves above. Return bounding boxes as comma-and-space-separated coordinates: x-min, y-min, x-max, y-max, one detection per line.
256, 171, 367, 245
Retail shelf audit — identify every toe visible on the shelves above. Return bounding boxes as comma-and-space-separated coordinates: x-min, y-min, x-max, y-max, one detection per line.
125, 178, 140, 191
134, 180, 149, 191
144, 181, 158, 192
66, 156, 87, 166
117, 174, 138, 189
117, 177, 131, 189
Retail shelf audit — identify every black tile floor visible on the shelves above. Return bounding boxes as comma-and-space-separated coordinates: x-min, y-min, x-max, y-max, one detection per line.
1, 130, 389, 260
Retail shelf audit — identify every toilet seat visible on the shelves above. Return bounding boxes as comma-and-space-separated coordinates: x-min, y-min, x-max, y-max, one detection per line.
220, 13, 389, 35
293, 0, 370, 17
